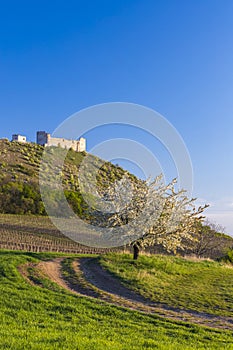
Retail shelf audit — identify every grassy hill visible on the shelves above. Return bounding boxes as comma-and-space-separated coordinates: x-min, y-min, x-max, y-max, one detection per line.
0, 139, 134, 216
1, 251, 233, 349
100, 253, 233, 317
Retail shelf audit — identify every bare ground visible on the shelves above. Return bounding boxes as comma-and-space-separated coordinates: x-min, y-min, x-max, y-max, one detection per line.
37, 258, 69, 291
19, 257, 233, 331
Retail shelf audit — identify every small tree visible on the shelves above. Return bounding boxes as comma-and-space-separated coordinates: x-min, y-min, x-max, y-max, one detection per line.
130, 193, 208, 260
189, 220, 232, 259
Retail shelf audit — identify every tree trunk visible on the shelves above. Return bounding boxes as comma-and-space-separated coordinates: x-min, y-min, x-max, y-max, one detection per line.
133, 244, 139, 260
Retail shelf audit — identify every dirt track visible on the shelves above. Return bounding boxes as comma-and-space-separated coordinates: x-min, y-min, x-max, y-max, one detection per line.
22, 257, 233, 331
38, 258, 69, 291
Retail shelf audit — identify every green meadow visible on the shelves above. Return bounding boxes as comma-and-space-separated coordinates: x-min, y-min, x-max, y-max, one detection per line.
100, 253, 233, 318
0, 251, 233, 349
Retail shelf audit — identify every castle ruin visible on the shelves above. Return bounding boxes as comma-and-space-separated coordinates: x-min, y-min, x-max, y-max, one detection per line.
36, 131, 86, 152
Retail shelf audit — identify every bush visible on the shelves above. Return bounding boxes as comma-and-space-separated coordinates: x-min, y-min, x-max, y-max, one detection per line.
222, 249, 233, 264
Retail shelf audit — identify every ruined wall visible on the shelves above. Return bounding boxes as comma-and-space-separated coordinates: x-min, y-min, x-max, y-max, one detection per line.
46, 136, 79, 151
36, 131, 86, 152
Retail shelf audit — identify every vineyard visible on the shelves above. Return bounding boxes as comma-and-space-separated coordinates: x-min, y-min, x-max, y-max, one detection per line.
0, 214, 114, 254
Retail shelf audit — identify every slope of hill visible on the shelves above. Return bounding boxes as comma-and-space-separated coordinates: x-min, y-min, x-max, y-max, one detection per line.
0, 214, 114, 254
0, 139, 232, 259
0, 139, 132, 215
99, 253, 233, 317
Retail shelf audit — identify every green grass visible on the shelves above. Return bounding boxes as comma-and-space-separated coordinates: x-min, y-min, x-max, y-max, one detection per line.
0, 251, 233, 349
99, 253, 233, 317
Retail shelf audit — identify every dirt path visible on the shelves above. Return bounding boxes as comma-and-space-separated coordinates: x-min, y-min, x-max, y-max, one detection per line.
37, 258, 69, 291
21, 257, 233, 331
77, 257, 151, 303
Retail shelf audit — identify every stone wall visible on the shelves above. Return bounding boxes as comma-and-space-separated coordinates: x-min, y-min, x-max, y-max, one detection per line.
36, 131, 86, 152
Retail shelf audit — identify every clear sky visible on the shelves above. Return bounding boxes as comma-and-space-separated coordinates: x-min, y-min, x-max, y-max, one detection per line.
1, 0, 233, 234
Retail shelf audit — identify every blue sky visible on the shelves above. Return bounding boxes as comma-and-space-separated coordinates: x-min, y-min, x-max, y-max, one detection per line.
1, 0, 233, 234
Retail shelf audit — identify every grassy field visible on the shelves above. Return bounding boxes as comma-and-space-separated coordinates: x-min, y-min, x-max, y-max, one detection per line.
0, 251, 233, 349
99, 253, 233, 317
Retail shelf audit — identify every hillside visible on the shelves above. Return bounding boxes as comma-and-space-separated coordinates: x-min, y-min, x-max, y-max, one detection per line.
0, 139, 232, 259
0, 139, 134, 215
99, 253, 233, 317
0, 214, 114, 254
1, 140, 233, 349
